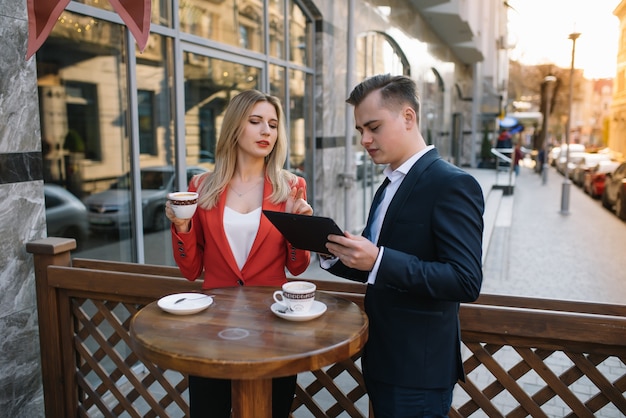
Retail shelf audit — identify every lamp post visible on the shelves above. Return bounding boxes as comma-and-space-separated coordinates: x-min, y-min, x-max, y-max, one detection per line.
541, 75, 557, 185
560, 32, 580, 215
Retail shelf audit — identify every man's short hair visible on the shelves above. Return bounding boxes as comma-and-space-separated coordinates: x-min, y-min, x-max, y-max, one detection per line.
346, 74, 420, 117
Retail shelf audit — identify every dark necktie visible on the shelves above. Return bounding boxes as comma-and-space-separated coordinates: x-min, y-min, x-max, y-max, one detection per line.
363, 177, 390, 241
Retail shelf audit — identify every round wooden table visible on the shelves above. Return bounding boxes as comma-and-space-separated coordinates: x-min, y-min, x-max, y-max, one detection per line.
129, 286, 368, 418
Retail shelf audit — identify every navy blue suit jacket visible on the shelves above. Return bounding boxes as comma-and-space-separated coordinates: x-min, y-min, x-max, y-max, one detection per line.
329, 148, 484, 389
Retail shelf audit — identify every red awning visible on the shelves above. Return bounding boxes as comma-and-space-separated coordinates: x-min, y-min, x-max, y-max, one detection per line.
26, 0, 151, 60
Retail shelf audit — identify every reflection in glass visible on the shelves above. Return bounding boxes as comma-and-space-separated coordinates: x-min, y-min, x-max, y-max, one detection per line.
269, 0, 285, 59
180, 0, 263, 53
74, 0, 171, 26
288, 69, 311, 186
37, 12, 133, 260
289, 0, 311, 66
183, 53, 260, 174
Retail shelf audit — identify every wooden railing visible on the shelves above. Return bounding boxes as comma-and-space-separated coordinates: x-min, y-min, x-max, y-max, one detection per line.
27, 238, 626, 418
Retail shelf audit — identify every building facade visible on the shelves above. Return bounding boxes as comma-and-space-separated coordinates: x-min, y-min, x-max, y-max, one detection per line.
0, 0, 508, 414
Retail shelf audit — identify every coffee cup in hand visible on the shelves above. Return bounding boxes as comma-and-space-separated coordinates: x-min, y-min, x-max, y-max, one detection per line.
167, 192, 199, 219
273, 281, 316, 313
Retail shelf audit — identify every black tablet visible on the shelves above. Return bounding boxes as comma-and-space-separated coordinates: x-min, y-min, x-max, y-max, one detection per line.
263, 210, 343, 254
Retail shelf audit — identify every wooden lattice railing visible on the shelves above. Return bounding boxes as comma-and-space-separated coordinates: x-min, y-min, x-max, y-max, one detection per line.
27, 238, 626, 417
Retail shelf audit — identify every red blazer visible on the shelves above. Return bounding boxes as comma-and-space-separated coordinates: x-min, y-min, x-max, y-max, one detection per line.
171, 175, 311, 289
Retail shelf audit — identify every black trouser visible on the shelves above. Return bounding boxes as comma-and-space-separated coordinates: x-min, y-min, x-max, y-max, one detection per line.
188, 375, 297, 418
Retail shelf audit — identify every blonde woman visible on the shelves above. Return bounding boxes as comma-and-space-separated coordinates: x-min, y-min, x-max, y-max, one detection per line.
165, 89, 313, 418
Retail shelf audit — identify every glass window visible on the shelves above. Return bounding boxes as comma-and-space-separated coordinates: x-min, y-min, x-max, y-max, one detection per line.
64, 81, 101, 160
183, 53, 260, 173
38, 1, 316, 266
137, 90, 156, 155
288, 0, 312, 66
37, 12, 134, 260
74, 0, 171, 26
180, 0, 264, 53
287, 69, 312, 187
269, 0, 285, 59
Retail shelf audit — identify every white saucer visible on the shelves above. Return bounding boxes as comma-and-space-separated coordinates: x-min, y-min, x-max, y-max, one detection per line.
157, 293, 213, 315
271, 301, 327, 321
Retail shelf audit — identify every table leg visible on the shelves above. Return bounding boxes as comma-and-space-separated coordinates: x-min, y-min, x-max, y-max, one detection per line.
231, 378, 272, 418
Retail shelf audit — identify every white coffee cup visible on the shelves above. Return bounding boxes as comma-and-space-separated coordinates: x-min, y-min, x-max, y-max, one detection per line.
273, 281, 316, 313
168, 192, 199, 219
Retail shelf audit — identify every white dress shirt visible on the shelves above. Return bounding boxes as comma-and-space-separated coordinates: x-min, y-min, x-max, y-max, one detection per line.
366, 145, 434, 284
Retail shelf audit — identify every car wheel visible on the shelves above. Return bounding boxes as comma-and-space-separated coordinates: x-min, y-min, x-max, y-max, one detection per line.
151, 206, 170, 231
601, 189, 612, 209
616, 192, 626, 221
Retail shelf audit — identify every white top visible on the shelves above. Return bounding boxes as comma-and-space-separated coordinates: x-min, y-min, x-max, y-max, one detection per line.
224, 206, 262, 270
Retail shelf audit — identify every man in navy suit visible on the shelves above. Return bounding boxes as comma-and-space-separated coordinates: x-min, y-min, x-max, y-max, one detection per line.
323, 74, 484, 417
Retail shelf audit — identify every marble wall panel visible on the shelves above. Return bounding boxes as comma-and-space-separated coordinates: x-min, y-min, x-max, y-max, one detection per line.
0, 181, 45, 418
0, 15, 41, 154
0, 182, 45, 318
0, 0, 27, 19
0, 309, 44, 418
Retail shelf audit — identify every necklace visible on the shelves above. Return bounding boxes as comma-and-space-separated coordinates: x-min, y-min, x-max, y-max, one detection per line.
229, 178, 263, 197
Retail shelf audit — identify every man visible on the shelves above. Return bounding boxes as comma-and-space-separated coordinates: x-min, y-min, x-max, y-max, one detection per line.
322, 74, 484, 417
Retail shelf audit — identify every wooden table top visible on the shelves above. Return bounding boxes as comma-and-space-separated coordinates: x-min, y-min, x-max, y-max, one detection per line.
130, 286, 368, 380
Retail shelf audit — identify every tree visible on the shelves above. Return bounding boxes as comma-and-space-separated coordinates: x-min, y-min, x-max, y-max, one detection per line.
508, 60, 582, 146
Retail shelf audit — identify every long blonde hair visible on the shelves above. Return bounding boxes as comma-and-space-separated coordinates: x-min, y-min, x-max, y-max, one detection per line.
196, 89, 297, 209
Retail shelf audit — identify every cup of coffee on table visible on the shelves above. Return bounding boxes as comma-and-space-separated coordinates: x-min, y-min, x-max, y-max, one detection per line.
168, 192, 199, 219
273, 281, 316, 313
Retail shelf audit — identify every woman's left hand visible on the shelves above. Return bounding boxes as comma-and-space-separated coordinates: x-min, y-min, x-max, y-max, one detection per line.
285, 186, 313, 216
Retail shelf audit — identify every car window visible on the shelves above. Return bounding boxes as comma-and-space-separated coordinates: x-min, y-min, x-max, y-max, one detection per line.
141, 170, 173, 190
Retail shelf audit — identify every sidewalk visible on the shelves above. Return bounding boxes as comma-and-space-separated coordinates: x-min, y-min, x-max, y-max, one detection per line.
481, 164, 626, 304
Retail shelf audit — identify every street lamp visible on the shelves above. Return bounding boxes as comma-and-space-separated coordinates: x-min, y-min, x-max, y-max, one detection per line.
541, 75, 557, 185
560, 31, 580, 215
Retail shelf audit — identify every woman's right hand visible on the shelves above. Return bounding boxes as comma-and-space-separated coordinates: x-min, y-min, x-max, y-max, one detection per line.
165, 201, 191, 233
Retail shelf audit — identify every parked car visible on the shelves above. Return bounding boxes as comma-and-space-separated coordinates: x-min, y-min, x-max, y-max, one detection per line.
570, 153, 611, 186
44, 184, 89, 249
601, 161, 626, 220
84, 166, 207, 232
556, 151, 586, 176
583, 160, 621, 198
549, 143, 585, 168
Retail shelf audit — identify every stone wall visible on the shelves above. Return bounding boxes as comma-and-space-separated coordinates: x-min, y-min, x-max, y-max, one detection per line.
0, 0, 46, 416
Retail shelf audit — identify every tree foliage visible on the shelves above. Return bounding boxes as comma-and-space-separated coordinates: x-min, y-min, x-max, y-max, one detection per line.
508, 60, 584, 145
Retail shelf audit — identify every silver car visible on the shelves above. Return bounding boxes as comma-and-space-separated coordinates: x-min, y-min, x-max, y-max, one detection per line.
44, 184, 89, 249
84, 166, 207, 232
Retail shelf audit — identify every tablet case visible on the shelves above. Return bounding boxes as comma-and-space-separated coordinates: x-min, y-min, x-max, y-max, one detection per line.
263, 210, 343, 254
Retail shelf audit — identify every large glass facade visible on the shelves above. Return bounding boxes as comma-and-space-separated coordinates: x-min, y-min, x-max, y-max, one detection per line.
37, 0, 315, 265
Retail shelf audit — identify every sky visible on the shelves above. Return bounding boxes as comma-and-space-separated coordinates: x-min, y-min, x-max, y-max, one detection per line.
507, 0, 621, 79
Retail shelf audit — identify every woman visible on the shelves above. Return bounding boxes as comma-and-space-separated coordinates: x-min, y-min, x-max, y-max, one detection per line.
165, 89, 313, 418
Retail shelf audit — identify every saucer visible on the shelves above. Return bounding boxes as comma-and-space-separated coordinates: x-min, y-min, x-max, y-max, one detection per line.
157, 293, 213, 315
271, 301, 327, 321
